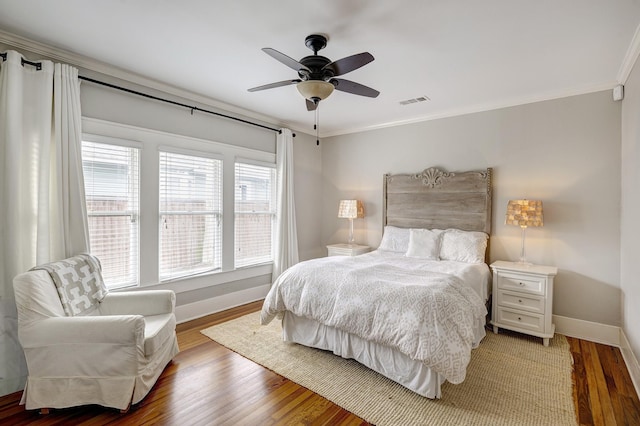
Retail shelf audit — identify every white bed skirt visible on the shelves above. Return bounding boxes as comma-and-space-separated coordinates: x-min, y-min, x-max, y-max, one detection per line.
282, 312, 486, 399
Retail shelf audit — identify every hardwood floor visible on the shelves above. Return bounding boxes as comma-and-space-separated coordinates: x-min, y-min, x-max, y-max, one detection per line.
569, 337, 640, 425
1, 300, 638, 425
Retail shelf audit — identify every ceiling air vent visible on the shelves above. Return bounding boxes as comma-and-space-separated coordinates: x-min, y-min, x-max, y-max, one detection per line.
399, 95, 430, 106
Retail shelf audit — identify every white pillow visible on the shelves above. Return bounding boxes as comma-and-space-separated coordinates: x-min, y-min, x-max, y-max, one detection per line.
405, 228, 441, 259
378, 226, 410, 253
439, 229, 488, 263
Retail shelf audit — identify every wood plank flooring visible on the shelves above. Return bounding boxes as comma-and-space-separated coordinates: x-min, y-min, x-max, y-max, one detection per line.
569, 336, 640, 425
0, 300, 638, 425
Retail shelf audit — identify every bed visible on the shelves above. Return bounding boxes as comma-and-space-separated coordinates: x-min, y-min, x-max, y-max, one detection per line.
261, 167, 493, 398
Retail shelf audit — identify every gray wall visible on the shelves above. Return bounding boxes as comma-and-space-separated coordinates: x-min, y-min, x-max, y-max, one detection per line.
621, 57, 640, 365
292, 134, 325, 261
323, 91, 622, 326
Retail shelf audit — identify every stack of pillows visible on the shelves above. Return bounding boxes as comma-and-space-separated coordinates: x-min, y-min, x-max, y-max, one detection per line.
378, 225, 488, 263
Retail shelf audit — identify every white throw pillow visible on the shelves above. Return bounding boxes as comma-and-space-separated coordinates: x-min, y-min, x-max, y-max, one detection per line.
439, 229, 488, 263
405, 228, 441, 260
378, 226, 410, 253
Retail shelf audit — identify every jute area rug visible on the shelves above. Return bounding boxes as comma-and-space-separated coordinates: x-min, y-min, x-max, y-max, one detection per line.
201, 312, 577, 426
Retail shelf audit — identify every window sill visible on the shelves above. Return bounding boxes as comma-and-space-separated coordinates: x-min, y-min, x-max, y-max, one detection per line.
134, 263, 273, 294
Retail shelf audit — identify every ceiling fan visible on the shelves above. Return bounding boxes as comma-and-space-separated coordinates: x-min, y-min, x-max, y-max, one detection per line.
248, 34, 380, 111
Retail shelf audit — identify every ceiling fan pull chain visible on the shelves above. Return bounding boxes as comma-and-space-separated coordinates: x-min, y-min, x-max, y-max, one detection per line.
315, 103, 320, 146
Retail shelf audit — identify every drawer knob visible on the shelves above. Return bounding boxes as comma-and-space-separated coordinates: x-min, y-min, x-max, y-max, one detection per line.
518, 317, 522, 321
518, 282, 524, 286
518, 299, 523, 303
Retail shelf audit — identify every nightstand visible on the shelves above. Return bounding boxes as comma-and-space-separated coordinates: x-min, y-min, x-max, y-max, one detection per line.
327, 243, 371, 257
490, 260, 558, 346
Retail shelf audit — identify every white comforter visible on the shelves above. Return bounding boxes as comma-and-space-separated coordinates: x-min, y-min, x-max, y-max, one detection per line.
261, 250, 487, 384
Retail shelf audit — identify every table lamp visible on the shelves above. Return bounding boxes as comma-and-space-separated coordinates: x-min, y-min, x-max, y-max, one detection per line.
505, 199, 543, 264
338, 200, 364, 244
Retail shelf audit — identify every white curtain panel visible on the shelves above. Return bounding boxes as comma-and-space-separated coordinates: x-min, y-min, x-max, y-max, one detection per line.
0, 50, 89, 396
53, 63, 90, 257
272, 128, 299, 281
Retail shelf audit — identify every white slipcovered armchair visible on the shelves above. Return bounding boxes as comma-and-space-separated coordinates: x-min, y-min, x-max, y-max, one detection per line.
13, 254, 180, 412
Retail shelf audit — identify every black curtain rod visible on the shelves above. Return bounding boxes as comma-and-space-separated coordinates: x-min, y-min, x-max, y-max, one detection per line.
78, 76, 286, 134
1, 52, 291, 136
0, 52, 42, 70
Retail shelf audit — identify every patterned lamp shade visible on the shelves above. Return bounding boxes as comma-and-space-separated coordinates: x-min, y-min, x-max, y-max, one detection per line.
505, 199, 543, 228
338, 200, 365, 219
506, 199, 543, 264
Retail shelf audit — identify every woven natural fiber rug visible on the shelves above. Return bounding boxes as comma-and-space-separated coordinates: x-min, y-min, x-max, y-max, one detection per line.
201, 312, 577, 426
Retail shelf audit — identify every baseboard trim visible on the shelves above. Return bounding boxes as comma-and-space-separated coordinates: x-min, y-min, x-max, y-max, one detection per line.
553, 314, 620, 346
175, 284, 271, 324
620, 329, 640, 398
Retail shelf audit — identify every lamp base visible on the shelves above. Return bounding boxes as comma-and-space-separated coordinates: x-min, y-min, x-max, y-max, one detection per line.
347, 218, 355, 245
517, 226, 532, 266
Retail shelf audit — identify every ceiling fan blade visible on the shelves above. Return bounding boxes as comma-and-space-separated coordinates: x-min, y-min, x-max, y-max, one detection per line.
306, 99, 318, 111
262, 48, 310, 73
248, 79, 300, 92
323, 52, 374, 76
330, 78, 380, 98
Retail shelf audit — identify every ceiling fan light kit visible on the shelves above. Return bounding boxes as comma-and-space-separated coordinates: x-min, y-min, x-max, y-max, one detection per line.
297, 80, 335, 102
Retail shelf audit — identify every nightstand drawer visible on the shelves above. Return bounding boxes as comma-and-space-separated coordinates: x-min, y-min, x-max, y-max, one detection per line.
497, 272, 545, 295
495, 307, 544, 333
496, 290, 545, 314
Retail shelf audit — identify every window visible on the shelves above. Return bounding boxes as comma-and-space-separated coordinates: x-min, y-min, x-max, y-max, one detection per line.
82, 141, 140, 289
235, 161, 276, 268
159, 151, 223, 280
83, 119, 277, 291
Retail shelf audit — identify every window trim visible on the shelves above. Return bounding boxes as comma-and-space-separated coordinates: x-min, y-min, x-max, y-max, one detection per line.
158, 149, 224, 281
159, 145, 224, 161
82, 137, 141, 289
235, 156, 276, 169
234, 160, 277, 269
84, 133, 144, 150
82, 117, 276, 295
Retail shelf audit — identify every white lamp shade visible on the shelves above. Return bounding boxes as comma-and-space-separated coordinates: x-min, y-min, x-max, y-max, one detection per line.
338, 200, 364, 219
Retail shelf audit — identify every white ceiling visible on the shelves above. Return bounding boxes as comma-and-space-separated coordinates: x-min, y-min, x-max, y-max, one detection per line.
1, 0, 640, 137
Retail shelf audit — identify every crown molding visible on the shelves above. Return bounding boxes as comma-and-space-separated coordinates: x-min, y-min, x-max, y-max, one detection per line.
323, 82, 616, 138
0, 29, 305, 134
618, 22, 640, 84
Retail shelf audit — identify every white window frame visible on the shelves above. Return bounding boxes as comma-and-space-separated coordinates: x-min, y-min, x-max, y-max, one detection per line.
159, 147, 224, 281
82, 134, 142, 289
81, 117, 276, 295
234, 158, 277, 268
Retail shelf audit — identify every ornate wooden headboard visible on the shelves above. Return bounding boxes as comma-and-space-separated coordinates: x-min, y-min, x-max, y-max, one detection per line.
383, 167, 493, 234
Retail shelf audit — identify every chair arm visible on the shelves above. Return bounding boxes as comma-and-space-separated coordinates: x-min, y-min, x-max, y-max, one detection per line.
99, 290, 175, 316
18, 315, 144, 348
